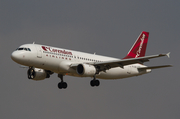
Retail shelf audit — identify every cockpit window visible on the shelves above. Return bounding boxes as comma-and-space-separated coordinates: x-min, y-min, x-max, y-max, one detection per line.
18, 48, 24, 50
28, 48, 31, 51
16, 47, 31, 51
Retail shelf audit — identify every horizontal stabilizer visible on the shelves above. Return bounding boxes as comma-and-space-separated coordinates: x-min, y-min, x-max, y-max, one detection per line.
138, 65, 172, 70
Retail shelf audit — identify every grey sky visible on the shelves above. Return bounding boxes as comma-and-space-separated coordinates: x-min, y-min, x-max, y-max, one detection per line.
0, 1, 179, 119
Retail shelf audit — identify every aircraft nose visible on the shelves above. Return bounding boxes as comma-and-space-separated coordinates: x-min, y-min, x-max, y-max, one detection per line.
11, 51, 22, 62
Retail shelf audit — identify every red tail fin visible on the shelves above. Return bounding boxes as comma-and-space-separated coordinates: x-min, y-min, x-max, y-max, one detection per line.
123, 31, 149, 59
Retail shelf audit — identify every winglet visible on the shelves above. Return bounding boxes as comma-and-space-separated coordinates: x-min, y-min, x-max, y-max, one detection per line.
166, 52, 170, 58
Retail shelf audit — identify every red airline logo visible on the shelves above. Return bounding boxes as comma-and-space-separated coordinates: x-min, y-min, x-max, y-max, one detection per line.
42, 46, 73, 55
135, 34, 145, 58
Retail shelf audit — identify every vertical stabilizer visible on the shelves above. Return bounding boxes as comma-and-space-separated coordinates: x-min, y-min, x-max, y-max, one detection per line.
123, 31, 149, 59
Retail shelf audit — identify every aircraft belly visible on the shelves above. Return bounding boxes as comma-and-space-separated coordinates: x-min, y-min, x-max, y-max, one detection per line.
96, 67, 126, 79
96, 67, 140, 80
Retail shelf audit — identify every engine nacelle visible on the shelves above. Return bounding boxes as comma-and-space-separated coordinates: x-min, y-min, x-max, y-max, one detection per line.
76, 64, 96, 77
27, 68, 49, 81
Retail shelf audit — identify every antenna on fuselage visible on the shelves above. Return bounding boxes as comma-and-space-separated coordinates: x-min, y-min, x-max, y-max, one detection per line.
33, 42, 35, 44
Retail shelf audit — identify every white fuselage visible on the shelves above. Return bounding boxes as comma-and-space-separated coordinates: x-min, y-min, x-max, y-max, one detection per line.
11, 44, 150, 80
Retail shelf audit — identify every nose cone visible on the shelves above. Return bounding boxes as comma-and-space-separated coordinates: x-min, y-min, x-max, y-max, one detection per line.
11, 51, 22, 63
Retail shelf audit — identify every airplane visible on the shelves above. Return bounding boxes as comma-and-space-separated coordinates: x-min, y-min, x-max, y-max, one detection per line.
11, 31, 172, 89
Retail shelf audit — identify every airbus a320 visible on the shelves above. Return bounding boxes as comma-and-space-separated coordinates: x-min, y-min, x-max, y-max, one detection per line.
11, 31, 172, 89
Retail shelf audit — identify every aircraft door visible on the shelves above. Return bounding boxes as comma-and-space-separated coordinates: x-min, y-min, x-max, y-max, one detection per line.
35, 45, 42, 58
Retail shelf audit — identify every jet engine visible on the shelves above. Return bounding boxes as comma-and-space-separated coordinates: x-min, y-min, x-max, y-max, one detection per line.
76, 64, 96, 77
27, 68, 50, 81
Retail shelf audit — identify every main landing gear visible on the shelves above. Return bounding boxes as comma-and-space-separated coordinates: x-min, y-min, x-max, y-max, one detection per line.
90, 76, 100, 87
58, 74, 67, 89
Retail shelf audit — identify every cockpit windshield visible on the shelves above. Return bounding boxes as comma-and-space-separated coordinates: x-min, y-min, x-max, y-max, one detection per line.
16, 47, 31, 51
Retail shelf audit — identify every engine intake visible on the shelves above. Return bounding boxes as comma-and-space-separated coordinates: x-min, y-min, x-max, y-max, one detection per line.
77, 64, 96, 77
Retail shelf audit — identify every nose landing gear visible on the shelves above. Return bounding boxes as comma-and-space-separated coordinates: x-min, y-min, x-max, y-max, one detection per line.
27, 68, 35, 79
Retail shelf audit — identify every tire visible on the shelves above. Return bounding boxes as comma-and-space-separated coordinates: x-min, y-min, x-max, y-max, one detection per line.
58, 82, 63, 89
58, 82, 67, 89
95, 80, 100, 86
90, 80, 95, 87
62, 82, 67, 89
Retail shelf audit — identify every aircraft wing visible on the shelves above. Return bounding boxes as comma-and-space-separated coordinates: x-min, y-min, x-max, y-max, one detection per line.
89, 52, 170, 71
70, 52, 170, 71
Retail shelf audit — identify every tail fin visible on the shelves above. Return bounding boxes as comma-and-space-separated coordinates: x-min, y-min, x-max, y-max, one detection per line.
123, 31, 149, 59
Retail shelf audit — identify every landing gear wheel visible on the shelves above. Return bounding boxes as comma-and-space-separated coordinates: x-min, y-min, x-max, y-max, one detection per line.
57, 74, 68, 89
58, 82, 63, 89
27, 68, 35, 79
95, 80, 100, 86
62, 82, 67, 89
90, 79, 100, 87
90, 80, 95, 87
28, 75, 31, 79
58, 82, 68, 89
